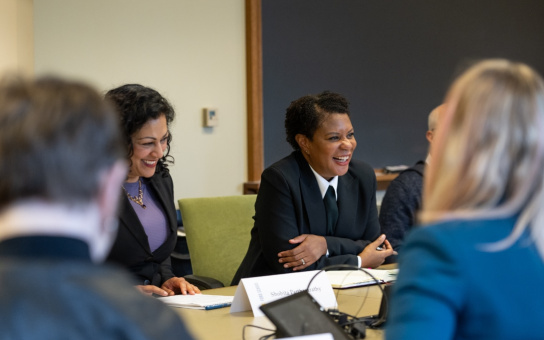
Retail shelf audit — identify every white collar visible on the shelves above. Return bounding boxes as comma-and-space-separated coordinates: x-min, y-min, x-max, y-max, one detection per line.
0, 200, 100, 250
309, 165, 338, 200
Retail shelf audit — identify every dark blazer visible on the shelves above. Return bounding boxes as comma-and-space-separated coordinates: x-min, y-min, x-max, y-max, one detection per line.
0, 236, 192, 340
232, 151, 380, 284
107, 171, 177, 286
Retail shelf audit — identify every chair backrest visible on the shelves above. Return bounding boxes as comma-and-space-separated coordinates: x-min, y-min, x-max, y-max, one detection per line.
178, 195, 256, 287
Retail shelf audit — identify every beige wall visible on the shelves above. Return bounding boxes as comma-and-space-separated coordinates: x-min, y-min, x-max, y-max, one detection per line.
33, 0, 247, 200
0, 0, 34, 75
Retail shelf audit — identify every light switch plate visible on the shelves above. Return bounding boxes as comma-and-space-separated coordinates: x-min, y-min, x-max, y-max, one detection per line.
203, 108, 218, 127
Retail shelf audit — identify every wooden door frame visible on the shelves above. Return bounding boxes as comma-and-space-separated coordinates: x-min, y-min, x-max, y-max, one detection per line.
243, 0, 404, 194
244, 0, 263, 194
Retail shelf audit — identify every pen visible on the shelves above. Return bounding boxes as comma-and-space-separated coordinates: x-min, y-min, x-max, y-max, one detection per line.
205, 303, 231, 310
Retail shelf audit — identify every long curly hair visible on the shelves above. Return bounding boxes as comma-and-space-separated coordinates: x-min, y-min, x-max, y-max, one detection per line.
105, 84, 175, 174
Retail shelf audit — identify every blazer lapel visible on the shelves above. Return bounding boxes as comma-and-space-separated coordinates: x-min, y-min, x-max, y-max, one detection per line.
147, 176, 177, 235
296, 153, 328, 235
337, 170, 358, 234
118, 195, 152, 252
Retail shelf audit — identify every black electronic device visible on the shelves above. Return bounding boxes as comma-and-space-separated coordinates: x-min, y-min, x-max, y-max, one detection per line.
365, 283, 393, 328
260, 290, 351, 340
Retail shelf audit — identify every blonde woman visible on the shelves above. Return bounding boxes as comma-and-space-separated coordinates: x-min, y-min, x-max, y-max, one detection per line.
386, 59, 544, 339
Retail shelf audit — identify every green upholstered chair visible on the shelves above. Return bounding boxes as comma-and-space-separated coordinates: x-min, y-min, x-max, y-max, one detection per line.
178, 195, 256, 289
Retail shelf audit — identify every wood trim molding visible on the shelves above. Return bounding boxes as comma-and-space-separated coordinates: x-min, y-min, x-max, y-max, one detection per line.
245, 0, 264, 183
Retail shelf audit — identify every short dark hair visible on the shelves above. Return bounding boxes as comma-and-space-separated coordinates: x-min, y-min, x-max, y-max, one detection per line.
285, 91, 350, 150
0, 76, 123, 209
105, 84, 175, 173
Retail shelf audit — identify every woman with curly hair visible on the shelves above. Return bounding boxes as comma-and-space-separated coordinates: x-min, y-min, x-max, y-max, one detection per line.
105, 84, 199, 296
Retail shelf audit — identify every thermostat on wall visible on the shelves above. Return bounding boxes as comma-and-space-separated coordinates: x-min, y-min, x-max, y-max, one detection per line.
203, 107, 218, 127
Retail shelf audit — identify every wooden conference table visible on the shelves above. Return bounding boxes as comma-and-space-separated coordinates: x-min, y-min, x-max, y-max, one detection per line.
175, 283, 385, 340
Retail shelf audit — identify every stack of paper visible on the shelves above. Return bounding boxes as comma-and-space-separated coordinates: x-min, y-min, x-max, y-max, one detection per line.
326, 269, 398, 289
157, 294, 234, 310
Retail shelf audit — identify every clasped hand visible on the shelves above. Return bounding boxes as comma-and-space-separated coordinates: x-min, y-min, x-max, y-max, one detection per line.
358, 234, 397, 268
277, 233, 397, 271
277, 234, 327, 271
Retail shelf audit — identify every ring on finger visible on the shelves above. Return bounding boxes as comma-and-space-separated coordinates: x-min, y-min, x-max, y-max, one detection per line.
301, 258, 306, 265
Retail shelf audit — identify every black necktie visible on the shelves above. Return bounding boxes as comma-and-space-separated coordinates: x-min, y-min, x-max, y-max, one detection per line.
324, 186, 338, 235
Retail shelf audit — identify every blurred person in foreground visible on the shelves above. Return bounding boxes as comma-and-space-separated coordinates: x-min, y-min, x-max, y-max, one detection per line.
233, 91, 395, 284
386, 59, 544, 339
0, 76, 192, 339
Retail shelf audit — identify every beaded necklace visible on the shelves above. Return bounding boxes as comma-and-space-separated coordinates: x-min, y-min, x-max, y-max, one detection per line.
123, 178, 146, 209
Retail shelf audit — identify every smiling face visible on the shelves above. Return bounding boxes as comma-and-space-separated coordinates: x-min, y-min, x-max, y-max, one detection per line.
126, 115, 168, 182
296, 113, 357, 180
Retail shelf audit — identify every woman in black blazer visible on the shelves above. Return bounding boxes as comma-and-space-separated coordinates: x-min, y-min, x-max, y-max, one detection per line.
233, 91, 395, 284
105, 84, 199, 296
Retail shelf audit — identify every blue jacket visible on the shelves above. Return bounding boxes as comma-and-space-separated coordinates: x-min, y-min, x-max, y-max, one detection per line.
386, 215, 544, 340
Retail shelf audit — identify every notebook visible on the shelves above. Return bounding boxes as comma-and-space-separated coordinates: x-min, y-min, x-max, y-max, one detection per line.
326, 269, 398, 289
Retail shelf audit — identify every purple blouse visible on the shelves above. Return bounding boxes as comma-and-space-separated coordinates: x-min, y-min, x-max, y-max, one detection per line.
123, 180, 169, 252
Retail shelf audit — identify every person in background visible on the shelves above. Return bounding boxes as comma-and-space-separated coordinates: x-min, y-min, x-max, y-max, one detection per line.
379, 104, 444, 262
105, 84, 199, 296
233, 91, 395, 284
0, 76, 192, 339
386, 59, 544, 339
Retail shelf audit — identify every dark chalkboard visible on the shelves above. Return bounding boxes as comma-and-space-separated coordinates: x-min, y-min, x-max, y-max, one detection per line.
262, 0, 544, 168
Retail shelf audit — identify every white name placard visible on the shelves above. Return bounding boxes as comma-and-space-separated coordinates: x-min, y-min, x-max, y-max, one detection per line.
230, 270, 337, 317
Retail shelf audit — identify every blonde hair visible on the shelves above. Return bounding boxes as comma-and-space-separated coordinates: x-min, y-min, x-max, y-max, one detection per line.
421, 59, 544, 257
